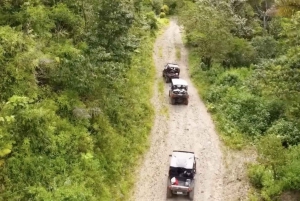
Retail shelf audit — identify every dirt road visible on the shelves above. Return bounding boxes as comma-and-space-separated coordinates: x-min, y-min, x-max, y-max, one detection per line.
131, 18, 224, 201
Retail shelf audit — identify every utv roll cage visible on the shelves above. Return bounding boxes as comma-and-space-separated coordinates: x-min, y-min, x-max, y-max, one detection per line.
163, 63, 180, 83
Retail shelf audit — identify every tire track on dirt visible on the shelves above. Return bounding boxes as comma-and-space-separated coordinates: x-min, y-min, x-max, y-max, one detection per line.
131, 18, 224, 201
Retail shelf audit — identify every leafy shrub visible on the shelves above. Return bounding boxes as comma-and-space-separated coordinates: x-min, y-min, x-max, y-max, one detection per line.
268, 17, 284, 39
50, 3, 84, 38
183, 2, 300, 199
248, 164, 267, 189
257, 134, 287, 170
287, 101, 300, 118
248, 142, 300, 198
178, 0, 233, 63
145, 11, 158, 30
249, 54, 300, 101
202, 64, 225, 84
204, 73, 241, 103
217, 73, 240, 86
221, 92, 274, 135
247, 135, 288, 199
204, 85, 228, 103
261, 182, 284, 201
163, 0, 177, 14
216, 118, 246, 149
152, 0, 163, 14
159, 12, 166, 18
281, 146, 300, 190
161, 4, 169, 14
267, 119, 300, 146
225, 37, 256, 67
251, 36, 279, 59
0, 1, 157, 200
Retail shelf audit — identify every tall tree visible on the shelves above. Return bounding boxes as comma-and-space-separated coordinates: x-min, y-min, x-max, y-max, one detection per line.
178, 0, 233, 67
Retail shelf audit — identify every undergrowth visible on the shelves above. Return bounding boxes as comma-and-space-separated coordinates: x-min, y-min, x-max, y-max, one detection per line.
158, 80, 169, 118
179, 0, 300, 199
118, 18, 170, 200
188, 51, 252, 149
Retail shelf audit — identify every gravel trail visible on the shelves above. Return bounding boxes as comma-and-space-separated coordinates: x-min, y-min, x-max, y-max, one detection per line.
131, 18, 224, 201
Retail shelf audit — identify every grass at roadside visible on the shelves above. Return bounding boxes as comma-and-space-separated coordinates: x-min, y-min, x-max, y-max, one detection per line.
114, 34, 155, 201
188, 51, 248, 150
175, 45, 181, 60
157, 18, 170, 119
125, 17, 170, 200
158, 79, 169, 118
157, 18, 170, 35
158, 79, 164, 94
158, 46, 163, 58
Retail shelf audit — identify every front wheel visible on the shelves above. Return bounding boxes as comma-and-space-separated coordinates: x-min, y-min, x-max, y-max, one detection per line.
188, 190, 194, 200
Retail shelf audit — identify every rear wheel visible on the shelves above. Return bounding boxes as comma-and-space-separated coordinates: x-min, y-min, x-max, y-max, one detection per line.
188, 190, 194, 200
171, 98, 175, 105
166, 180, 173, 198
184, 99, 189, 105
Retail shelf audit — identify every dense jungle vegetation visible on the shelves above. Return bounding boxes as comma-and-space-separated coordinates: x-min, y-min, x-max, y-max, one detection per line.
175, 0, 300, 200
0, 0, 170, 200
2, 0, 300, 200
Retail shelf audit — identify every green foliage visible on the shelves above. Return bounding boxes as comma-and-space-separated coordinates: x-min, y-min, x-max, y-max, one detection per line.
251, 36, 279, 59
266, 119, 300, 146
222, 92, 276, 135
91, 0, 136, 62
257, 135, 287, 169
178, 0, 233, 63
163, 0, 177, 14
281, 146, 300, 190
145, 11, 158, 30
0, 26, 38, 101
161, 4, 169, 14
225, 37, 256, 67
159, 12, 166, 18
247, 135, 300, 199
0, 0, 157, 200
152, 0, 163, 14
248, 164, 267, 189
283, 11, 300, 46
275, 0, 300, 17
24, 5, 54, 37
50, 3, 84, 39
183, 0, 300, 200
268, 17, 284, 39
249, 53, 300, 101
